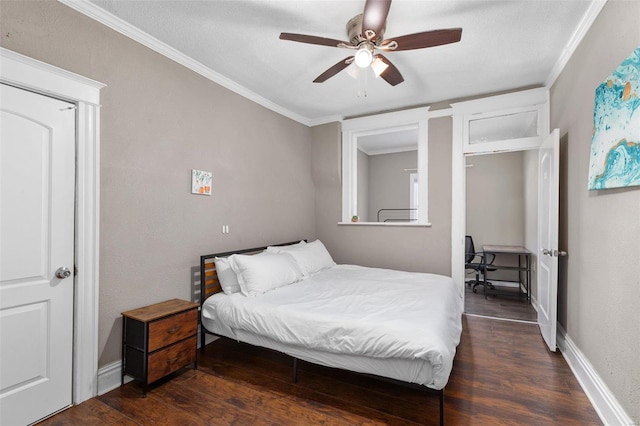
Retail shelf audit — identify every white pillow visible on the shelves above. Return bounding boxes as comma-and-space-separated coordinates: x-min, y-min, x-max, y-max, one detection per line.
266, 240, 306, 253
214, 257, 241, 295
230, 252, 303, 296
268, 239, 335, 276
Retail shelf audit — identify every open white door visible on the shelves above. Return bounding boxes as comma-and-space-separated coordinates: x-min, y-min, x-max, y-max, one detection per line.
0, 84, 76, 424
537, 129, 561, 351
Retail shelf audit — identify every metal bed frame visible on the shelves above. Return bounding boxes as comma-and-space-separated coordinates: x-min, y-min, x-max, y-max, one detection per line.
199, 241, 446, 425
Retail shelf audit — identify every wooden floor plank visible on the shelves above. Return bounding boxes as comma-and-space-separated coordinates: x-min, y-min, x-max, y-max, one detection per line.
97, 383, 205, 425
39, 314, 602, 425
198, 345, 422, 425
37, 397, 139, 426
166, 370, 392, 426
464, 283, 537, 322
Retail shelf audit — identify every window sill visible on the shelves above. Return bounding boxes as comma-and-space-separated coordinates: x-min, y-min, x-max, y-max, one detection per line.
338, 222, 432, 227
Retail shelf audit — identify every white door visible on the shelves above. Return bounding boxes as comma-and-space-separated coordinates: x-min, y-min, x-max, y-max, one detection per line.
0, 84, 76, 425
537, 129, 560, 352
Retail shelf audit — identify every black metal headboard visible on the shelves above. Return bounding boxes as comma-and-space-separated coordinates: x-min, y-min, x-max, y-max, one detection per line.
198, 240, 304, 349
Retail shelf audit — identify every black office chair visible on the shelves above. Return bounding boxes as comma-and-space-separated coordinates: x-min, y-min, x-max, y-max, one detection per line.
465, 235, 496, 293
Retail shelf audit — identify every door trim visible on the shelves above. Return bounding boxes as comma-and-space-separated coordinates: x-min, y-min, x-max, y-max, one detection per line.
450, 88, 549, 299
1, 47, 105, 404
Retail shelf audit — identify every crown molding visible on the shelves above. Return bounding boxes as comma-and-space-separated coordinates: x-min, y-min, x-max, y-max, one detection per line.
545, 0, 608, 88
58, 0, 312, 126
59, 0, 603, 128
308, 114, 344, 127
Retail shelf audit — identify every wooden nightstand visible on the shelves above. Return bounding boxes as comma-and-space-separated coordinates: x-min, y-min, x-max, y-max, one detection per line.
121, 298, 199, 396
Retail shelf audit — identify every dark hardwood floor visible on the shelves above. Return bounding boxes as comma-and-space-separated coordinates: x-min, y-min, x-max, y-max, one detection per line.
40, 315, 601, 425
464, 281, 538, 322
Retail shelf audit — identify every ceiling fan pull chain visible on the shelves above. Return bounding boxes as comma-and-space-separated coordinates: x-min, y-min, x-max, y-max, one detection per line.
358, 67, 369, 98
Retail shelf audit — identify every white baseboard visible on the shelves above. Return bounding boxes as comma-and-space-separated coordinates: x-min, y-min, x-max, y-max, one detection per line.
530, 294, 538, 311
487, 280, 520, 288
97, 361, 132, 395
557, 325, 634, 425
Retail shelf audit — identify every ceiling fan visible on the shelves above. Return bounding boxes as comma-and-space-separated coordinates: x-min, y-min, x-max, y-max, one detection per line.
279, 0, 462, 86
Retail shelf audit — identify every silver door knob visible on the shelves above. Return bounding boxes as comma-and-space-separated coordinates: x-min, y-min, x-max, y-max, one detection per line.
541, 249, 567, 257
55, 267, 71, 279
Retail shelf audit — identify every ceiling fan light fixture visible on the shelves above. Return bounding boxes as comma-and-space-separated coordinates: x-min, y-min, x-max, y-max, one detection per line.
354, 44, 374, 68
346, 63, 360, 79
371, 56, 389, 77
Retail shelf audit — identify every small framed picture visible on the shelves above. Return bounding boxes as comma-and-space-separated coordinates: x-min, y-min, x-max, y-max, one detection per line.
191, 169, 212, 195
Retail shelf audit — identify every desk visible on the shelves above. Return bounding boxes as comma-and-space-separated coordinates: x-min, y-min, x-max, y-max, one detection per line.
482, 245, 531, 301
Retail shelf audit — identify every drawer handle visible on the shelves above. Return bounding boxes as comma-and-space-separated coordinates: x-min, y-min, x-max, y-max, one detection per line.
166, 326, 181, 334
166, 357, 179, 364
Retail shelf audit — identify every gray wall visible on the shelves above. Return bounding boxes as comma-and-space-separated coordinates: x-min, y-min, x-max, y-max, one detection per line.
465, 151, 525, 249
0, 0, 316, 367
311, 117, 452, 275
367, 150, 417, 223
465, 151, 526, 281
550, 0, 640, 421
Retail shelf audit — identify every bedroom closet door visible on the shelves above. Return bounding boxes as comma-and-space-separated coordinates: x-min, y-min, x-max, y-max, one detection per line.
0, 84, 76, 425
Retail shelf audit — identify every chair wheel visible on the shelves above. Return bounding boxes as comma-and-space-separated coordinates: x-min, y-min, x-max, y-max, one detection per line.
472, 288, 477, 293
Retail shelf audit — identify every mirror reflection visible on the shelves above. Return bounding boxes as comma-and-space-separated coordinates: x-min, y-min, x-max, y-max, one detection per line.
356, 128, 418, 222
341, 106, 429, 225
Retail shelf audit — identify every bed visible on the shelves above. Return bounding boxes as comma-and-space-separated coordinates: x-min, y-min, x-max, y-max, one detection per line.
199, 240, 463, 425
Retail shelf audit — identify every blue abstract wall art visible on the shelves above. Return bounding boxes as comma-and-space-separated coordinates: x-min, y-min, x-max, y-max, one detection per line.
588, 47, 640, 190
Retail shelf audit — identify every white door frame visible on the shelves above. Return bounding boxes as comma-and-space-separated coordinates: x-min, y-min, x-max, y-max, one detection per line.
450, 88, 549, 300
0, 47, 104, 404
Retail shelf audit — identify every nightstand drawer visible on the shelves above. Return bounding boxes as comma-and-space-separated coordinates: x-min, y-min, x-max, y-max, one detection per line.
147, 336, 197, 383
148, 309, 198, 352
122, 299, 199, 395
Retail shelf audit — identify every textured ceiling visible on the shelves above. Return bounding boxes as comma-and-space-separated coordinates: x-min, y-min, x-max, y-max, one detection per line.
84, 0, 597, 124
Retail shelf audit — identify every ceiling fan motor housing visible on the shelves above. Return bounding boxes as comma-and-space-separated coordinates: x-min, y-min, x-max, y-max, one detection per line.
347, 14, 385, 46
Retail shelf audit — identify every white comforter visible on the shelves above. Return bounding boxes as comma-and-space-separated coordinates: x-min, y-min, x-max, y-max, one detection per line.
207, 264, 463, 389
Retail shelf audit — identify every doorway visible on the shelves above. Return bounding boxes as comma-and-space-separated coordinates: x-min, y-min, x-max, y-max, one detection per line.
450, 88, 560, 350
0, 47, 103, 416
463, 150, 538, 322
